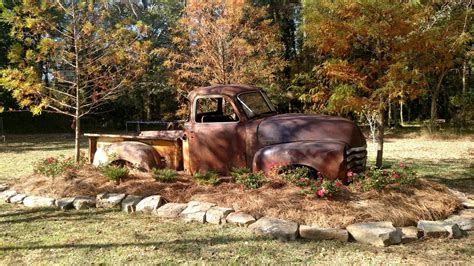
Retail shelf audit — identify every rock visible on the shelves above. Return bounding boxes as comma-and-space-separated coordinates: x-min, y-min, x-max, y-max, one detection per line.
155, 203, 188, 218
23, 196, 55, 208
248, 217, 299, 241
55, 198, 75, 211
400, 226, 422, 243
0, 190, 17, 202
73, 196, 96, 210
136, 195, 165, 213
96, 193, 126, 209
0, 184, 8, 192
462, 199, 474, 209
445, 215, 473, 231
8, 194, 27, 204
121, 195, 144, 213
346, 221, 402, 247
299, 225, 348, 241
179, 201, 216, 223
459, 209, 474, 219
226, 212, 256, 226
417, 220, 463, 239
206, 206, 234, 224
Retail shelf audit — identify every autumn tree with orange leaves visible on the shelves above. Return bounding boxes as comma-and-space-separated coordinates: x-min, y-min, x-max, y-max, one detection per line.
301, 0, 428, 168
165, 0, 286, 110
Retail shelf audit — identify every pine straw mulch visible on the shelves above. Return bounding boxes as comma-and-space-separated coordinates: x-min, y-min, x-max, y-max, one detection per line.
12, 166, 462, 229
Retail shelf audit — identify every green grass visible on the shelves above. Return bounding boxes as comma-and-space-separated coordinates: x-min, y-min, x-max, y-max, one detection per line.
0, 203, 472, 264
0, 133, 472, 263
0, 134, 86, 183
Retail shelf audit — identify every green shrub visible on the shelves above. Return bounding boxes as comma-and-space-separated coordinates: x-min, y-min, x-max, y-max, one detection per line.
278, 165, 313, 184
236, 171, 267, 189
230, 167, 251, 179
34, 155, 77, 177
193, 170, 220, 186
152, 168, 178, 182
101, 165, 129, 182
351, 161, 417, 191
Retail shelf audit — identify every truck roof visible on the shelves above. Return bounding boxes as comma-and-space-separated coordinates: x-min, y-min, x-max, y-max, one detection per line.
188, 84, 259, 99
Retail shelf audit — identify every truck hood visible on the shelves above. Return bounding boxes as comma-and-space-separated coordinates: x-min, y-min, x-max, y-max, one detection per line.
257, 114, 366, 148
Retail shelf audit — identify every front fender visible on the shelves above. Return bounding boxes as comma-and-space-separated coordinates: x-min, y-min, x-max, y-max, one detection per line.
252, 141, 347, 180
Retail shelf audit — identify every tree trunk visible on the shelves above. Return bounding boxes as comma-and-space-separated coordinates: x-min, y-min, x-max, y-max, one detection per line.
375, 96, 385, 169
388, 100, 392, 127
399, 101, 404, 127
430, 71, 446, 132
74, 115, 81, 163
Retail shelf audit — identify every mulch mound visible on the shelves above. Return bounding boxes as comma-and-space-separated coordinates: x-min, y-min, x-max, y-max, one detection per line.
12, 167, 462, 228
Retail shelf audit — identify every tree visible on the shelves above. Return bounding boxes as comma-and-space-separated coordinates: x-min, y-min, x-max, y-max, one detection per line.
301, 0, 426, 167
0, 1, 152, 162
165, 0, 286, 113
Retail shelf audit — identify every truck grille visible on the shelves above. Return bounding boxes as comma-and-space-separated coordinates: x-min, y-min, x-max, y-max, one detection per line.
346, 145, 367, 173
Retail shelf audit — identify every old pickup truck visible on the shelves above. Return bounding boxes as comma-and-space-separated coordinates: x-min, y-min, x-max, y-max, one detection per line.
85, 84, 367, 181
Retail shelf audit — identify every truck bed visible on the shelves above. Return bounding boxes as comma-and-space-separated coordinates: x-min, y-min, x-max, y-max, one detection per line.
84, 130, 185, 170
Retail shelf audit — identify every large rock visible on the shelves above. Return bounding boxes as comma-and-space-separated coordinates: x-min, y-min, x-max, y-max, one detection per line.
226, 212, 256, 226
417, 220, 463, 239
0, 190, 17, 202
0, 184, 8, 192
23, 196, 55, 208
400, 226, 423, 243
55, 198, 75, 211
346, 221, 402, 247
8, 194, 27, 204
179, 201, 216, 223
299, 225, 348, 241
73, 196, 96, 210
155, 203, 188, 218
248, 217, 299, 241
121, 195, 144, 213
96, 193, 126, 209
206, 206, 234, 224
136, 195, 165, 213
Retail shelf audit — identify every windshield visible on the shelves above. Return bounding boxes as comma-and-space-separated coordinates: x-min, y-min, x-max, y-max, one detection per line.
237, 91, 276, 119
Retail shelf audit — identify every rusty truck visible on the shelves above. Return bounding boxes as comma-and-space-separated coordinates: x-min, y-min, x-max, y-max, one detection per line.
85, 85, 367, 182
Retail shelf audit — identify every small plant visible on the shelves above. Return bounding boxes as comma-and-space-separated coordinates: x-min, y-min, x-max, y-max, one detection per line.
152, 168, 178, 183
351, 161, 418, 191
277, 165, 343, 198
278, 165, 313, 183
34, 155, 77, 177
193, 170, 220, 186
230, 167, 251, 179
101, 165, 129, 182
235, 171, 267, 189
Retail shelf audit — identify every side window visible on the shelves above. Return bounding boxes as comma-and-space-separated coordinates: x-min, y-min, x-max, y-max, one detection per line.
195, 96, 238, 123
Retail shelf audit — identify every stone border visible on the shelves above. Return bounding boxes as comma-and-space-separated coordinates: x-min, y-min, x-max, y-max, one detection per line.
0, 184, 472, 247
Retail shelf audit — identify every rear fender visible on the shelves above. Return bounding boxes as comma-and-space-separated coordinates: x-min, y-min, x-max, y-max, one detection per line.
252, 141, 346, 180
93, 141, 162, 171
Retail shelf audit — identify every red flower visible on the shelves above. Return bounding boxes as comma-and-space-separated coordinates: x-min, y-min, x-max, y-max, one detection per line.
399, 161, 405, 168
335, 180, 342, 188
393, 173, 400, 180
317, 189, 326, 197
346, 171, 354, 177
47, 157, 55, 164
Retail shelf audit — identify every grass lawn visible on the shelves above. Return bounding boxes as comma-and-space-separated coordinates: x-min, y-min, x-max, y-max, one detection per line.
0, 133, 473, 263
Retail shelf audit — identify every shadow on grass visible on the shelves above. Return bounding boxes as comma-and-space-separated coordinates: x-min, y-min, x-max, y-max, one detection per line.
378, 158, 474, 194
0, 208, 116, 224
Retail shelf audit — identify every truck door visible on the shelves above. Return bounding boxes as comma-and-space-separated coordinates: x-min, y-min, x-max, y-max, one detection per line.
184, 95, 246, 175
